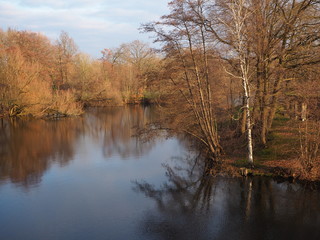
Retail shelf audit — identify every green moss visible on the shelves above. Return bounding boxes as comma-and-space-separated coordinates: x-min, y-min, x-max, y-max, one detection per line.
272, 115, 290, 128
143, 91, 160, 100
234, 158, 262, 168
234, 158, 249, 167
256, 148, 275, 160
255, 117, 300, 162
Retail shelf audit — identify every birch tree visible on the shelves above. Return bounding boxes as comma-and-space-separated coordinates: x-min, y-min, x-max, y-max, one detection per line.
219, 0, 254, 165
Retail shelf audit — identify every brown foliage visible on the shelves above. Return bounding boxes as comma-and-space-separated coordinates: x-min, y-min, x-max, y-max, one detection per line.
0, 30, 71, 116
299, 121, 320, 174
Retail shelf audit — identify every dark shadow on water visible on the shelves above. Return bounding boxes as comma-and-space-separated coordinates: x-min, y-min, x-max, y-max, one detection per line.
133, 154, 320, 240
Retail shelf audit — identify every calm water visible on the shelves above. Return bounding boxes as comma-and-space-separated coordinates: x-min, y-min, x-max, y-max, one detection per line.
0, 106, 319, 240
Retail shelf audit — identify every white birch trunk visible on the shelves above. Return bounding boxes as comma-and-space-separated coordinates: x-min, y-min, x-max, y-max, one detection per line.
244, 78, 254, 165
227, 0, 254, 165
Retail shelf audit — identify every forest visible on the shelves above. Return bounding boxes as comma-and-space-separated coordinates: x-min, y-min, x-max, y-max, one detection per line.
1, 0, 320, 181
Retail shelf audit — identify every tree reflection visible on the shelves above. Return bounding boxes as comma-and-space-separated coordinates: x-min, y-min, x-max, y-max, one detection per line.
85, 106, 159, 159
0, 106, 161, 188
134, 156, 320, 240
0, 118, 84, 188
133, 154, 217, 240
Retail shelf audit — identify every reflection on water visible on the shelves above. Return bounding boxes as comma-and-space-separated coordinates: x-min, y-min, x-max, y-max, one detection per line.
86, 106, 158, 159
135, 156, 320, 240
0, 106, 158, 188
0, 106, 320, 240
0, 117, 82, 187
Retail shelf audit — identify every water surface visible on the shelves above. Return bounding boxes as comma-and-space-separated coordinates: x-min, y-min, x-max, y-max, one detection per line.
0, 106, 319, 240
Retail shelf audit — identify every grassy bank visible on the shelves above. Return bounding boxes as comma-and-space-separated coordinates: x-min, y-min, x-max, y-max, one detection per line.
224, 116, 320, 182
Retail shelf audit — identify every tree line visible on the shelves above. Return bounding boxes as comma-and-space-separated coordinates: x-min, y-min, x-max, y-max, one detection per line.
0, 29, 160, 118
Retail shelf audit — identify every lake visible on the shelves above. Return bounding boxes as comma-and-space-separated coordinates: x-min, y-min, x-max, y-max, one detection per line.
0, 106, 319, 240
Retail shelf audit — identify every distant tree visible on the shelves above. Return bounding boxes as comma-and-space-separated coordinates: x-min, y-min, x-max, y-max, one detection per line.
101, 41, 159, 103
55, 31, 78, 88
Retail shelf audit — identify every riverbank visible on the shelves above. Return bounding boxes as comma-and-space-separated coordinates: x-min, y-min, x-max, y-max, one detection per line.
0, 96, 157, 119
212, 159, 320, 191
2, 105, 319, 184
217, 116, 320, 185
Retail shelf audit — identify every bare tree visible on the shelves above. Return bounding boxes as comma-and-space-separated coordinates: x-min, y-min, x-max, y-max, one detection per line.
143, 0, 222, 161
248, 0, 320, 145
55, 31, 78, 88
202, 0, 320, 146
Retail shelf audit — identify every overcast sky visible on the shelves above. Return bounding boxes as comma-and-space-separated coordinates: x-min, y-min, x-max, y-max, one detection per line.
0, 0, 169, 58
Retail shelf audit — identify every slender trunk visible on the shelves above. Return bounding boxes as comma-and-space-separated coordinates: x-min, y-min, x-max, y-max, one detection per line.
244, 80, 254, 165
229, 0, 254, 165
252, 59, 263, 126
294, 101, 299, 120
260, 65, 269, 146
267, 70, 283, 130
252, 90, 261, 126
267, 103, 276, 129
183, 19, 221, 160
301, 102, 307, 121
261, 106, 269, 146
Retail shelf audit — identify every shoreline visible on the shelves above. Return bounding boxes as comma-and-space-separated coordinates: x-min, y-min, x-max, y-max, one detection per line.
2, 106, 319, 187
213, 158, 320, 189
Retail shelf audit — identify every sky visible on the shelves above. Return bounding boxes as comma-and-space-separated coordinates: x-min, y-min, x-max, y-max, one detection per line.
0, 0, 169, 58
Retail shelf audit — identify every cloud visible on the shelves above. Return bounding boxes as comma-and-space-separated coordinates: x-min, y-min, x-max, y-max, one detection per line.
20, 0, 105, 9
0, 0, 168, 57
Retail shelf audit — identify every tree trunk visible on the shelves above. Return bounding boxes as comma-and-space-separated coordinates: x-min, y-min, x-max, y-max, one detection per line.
246, 105, 254, 165
301, 102, 307, 121
294, 101, 299, 120
241, 108, 247, 134
261, 107, 268, 146
260, 79, 269, 146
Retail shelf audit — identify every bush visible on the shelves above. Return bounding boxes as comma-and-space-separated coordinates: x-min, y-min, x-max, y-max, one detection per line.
51, 90, 83, 116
